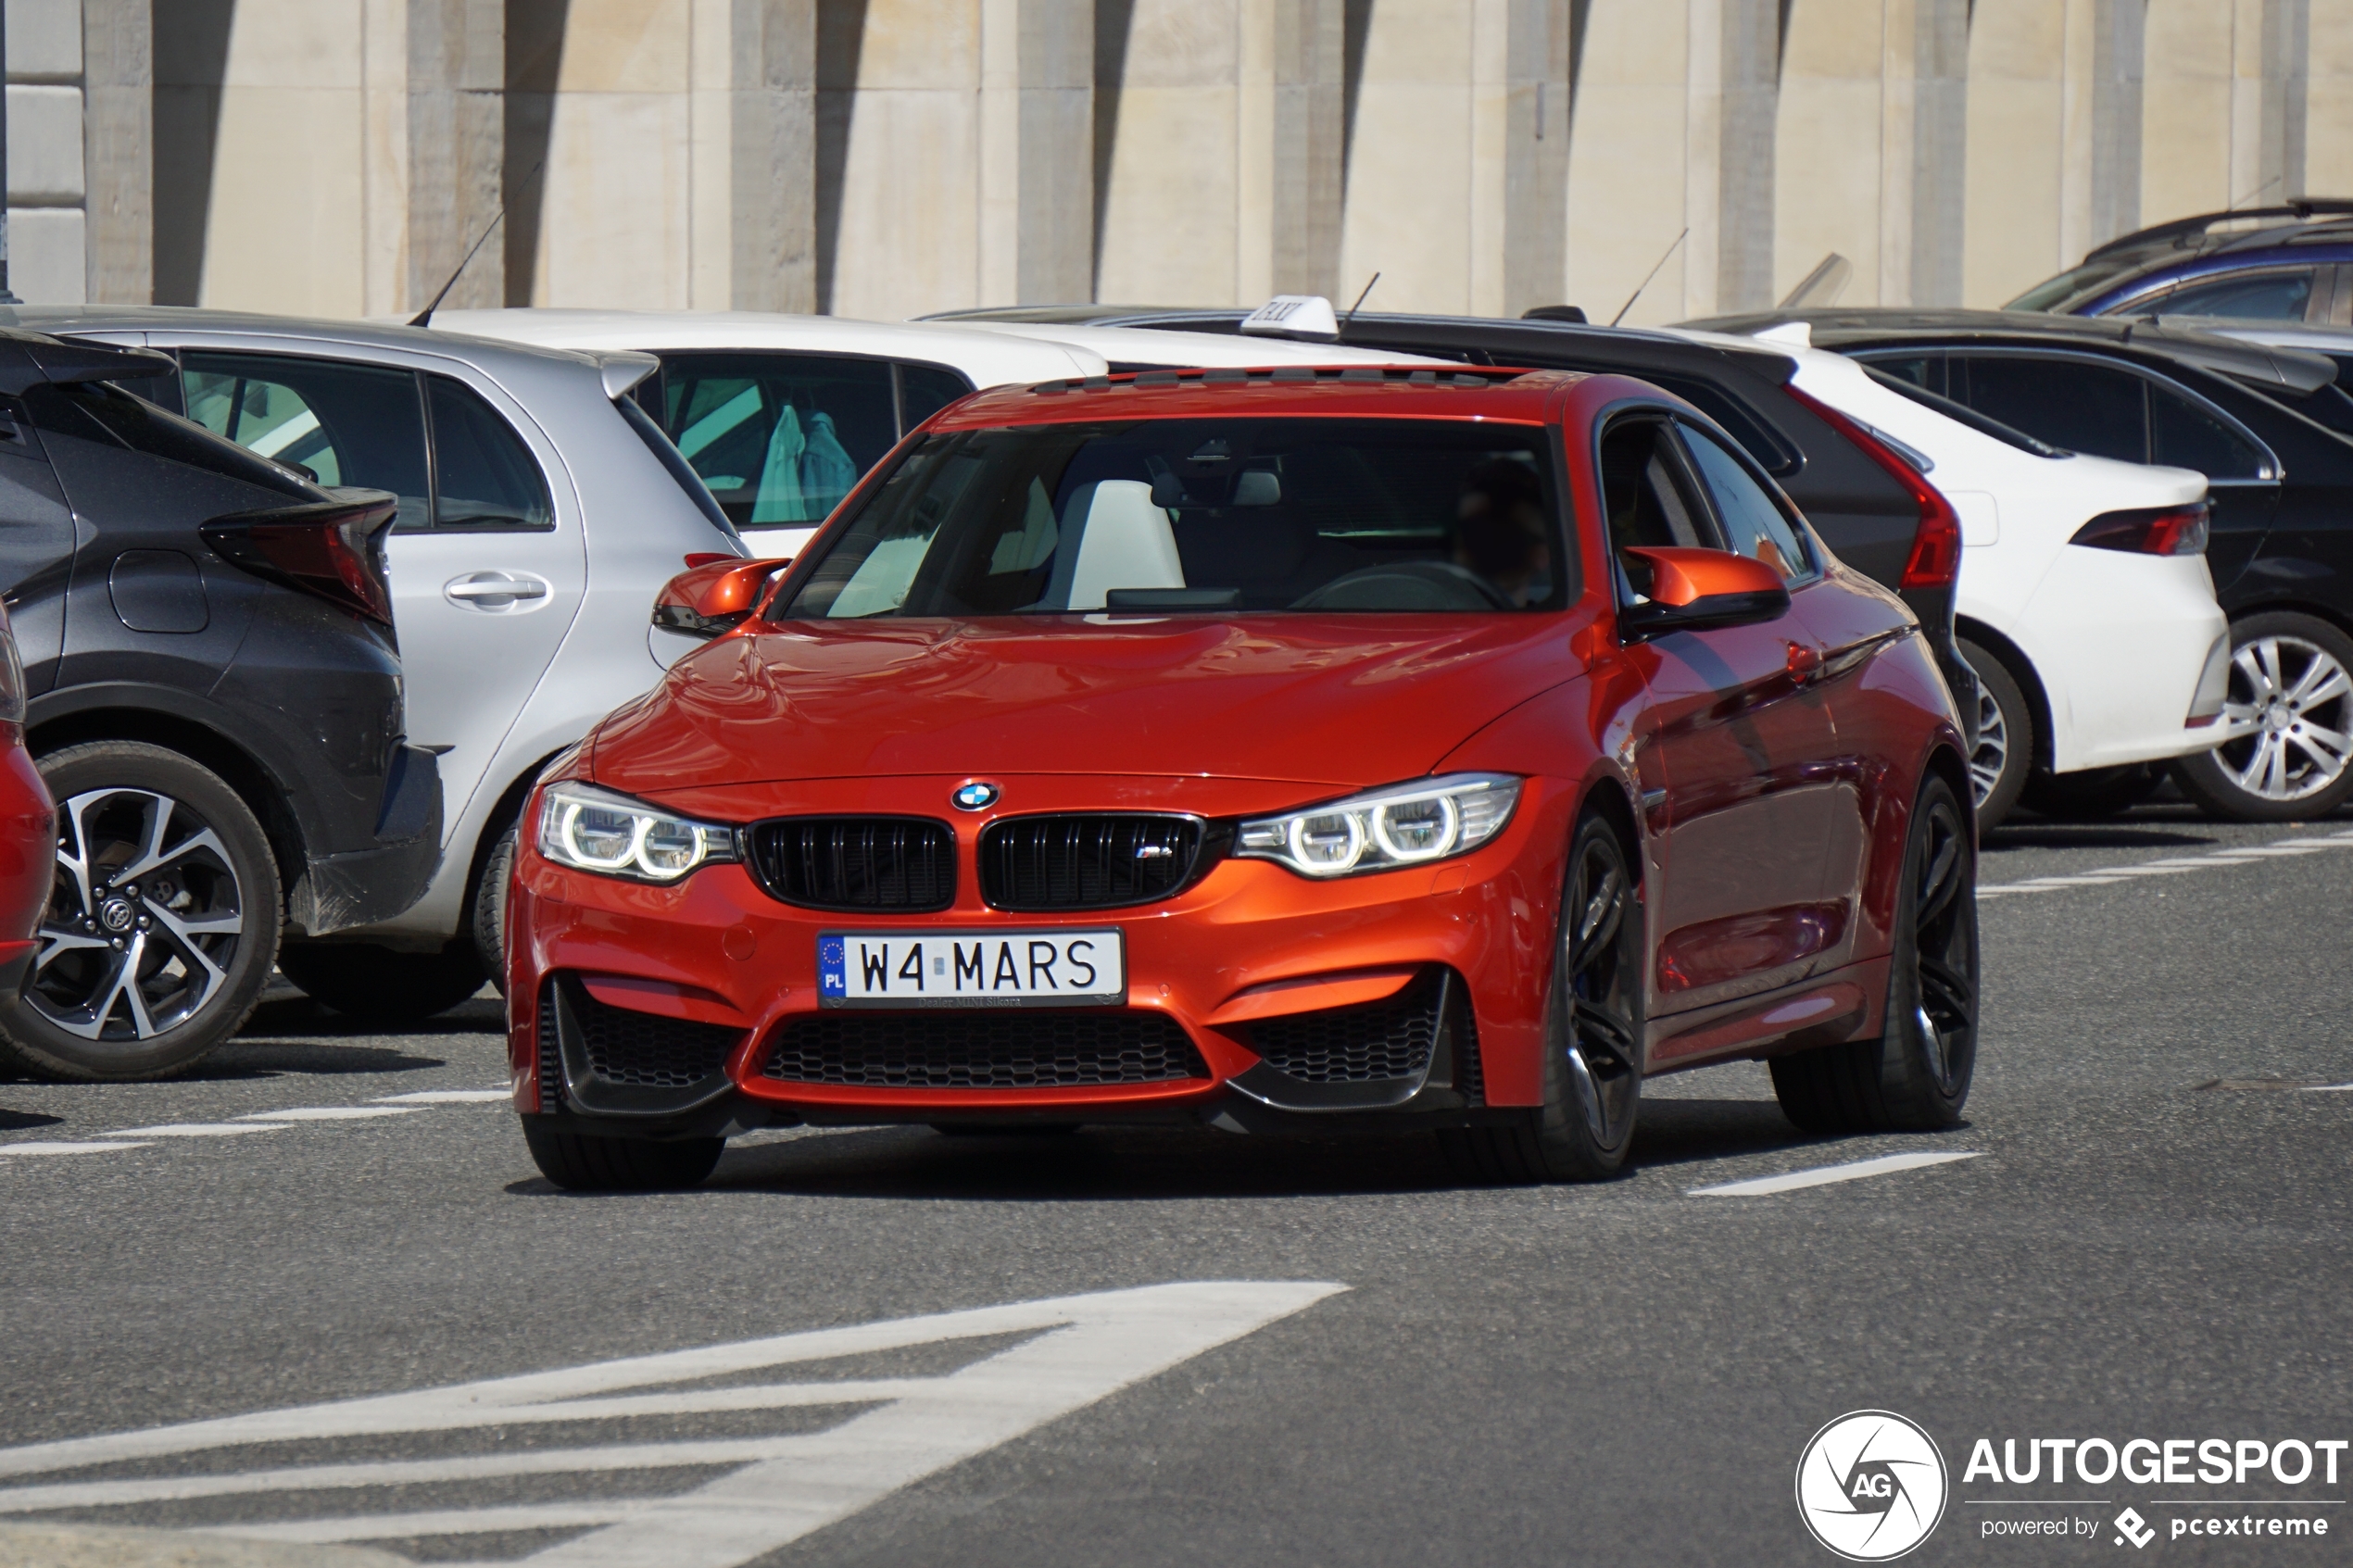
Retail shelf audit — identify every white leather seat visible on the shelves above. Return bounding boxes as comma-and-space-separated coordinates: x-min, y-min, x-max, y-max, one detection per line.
1052, 480, 1186, 609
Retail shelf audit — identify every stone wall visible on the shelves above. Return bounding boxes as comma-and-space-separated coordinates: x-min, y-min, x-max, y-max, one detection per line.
17, 0, 2342, 320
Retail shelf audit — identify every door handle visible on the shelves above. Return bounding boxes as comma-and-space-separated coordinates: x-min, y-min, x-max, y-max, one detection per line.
1785, 642, 1823, 684
444, 571, 550, 609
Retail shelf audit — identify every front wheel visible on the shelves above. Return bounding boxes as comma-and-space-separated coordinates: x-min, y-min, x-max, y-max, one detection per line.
0, 742, 280, 1082
1440, 810, 1644, 1184
1771, 771, 1978, 1133
522, 1121, 724, 1191
1958, 639, 2032, 830
2171, 612, 2353, 822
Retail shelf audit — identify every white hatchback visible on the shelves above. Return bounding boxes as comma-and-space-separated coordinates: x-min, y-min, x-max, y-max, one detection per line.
1685, 325, 2231, 826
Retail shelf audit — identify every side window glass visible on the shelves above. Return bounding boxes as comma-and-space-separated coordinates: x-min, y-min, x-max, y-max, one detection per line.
657, 354, 897, 534
182, 352, 430, 530
898, 363, 974, 431
426, 376, 553, 531
2132, 268, 2316, 322
1596, 418, 1715, 604
1865, 355, 1944, 396
1678, 424, 1815, 582
2149, 385, 2268, 480
1958, 356, 2149, 463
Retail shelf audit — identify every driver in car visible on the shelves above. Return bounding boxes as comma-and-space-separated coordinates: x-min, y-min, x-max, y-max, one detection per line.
1454, 459, 1554, 608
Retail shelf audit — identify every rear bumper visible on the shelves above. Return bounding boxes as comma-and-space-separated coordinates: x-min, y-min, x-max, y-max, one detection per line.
2021, 549, 2230, 773
286, 744, 444, 936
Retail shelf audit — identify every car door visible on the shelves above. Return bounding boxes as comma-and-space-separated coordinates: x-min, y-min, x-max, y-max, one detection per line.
1604, 413, 1840, 1019
177, 350, 586, 837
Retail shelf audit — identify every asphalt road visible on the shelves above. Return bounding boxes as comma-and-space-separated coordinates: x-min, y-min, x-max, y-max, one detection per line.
1, 797, 2347, 1567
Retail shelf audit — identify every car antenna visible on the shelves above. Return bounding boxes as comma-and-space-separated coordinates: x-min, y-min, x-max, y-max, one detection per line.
1338, 272, 1380, 337
408, 161, 540, 329
1609, 229, 1687, 328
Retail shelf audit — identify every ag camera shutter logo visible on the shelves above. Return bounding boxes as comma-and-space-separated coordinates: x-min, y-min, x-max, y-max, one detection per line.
1796, 1410, 1949, 1561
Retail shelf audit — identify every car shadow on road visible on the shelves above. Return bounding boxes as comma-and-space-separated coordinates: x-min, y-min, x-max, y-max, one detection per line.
509, 1096, 1867, 1202
0, 1109, 61, 1130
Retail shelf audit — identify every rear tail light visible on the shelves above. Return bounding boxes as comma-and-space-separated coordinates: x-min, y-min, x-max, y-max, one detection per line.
2070, 503, 2209, 556
1784, 385, 1962, 591
199, 495, 399, 628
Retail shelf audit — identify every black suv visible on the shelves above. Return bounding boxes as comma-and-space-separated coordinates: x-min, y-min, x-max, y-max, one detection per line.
933, 306, 1982, 757
0, 330, 439, 1080
1692, 308, 2353, 822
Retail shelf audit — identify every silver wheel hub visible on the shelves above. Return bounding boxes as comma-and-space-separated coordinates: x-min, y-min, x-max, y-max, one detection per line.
28, 787, 245, 1045
1968, 683, 2008, 806
2210, 634, 2353, 802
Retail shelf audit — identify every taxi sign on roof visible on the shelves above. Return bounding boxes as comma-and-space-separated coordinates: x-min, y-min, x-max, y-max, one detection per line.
1239, 294, 1340, 340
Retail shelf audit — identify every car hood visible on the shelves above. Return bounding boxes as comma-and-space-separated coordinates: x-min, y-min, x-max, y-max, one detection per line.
591, 616, 1583, 795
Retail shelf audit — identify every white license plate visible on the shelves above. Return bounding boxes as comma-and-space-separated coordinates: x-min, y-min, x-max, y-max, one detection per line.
817, 930, 1126, 1009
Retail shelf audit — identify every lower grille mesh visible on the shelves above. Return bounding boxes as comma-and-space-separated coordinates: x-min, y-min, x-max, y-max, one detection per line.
763, 1010, 1208, 1088
1247, 972, 1443, 1084
535, 984, 562, 1112
561, 978, 743, 1089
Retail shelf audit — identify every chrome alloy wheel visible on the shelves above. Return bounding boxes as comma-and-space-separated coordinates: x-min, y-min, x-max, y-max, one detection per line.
1562, 827, 1641, 1148
31, 788, 245, 1041
1967, 682, 2007, 807
2212, 633, 2353, 803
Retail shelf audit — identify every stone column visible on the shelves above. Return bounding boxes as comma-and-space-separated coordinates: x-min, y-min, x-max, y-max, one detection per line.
1909, 0, 1966, 307
729, 0, 816, 312
2259, 0, 2308, 207
1716, 0, 1776, 312
404, 0, 504, 314
1015, 0, 1089, 302
7, 0, 89, 304
1271, 0, 1342, 298
2086, 0, 2145, 251
1502, 0, 1569, 316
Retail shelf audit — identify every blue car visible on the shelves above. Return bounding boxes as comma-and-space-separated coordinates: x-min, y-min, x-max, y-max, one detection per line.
2009, 200, 2353, 323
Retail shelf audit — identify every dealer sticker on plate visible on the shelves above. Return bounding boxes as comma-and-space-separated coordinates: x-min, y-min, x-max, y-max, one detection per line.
818, 930, 1126, 1009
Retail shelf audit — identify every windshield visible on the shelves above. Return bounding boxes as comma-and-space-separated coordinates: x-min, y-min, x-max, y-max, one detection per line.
780, 418, 1570, 620
2003, 257, 2149, 313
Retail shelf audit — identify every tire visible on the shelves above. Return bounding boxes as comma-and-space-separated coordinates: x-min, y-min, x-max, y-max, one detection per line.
1958, 638, 2032, 830
472, 822, 517, 996
0, 742, 281, 1082
1439, 810, 1644, 1184
2171, 611, 2353, 822
2019, 763, 2164, 821
1770, 771, 1978, 1134
522, 1120, 724, 1191
276, 940, 487, 1022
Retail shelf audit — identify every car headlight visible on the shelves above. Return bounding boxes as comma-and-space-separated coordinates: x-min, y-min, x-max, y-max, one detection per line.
536, 782, 737, 884
1236, 773, 1522, 878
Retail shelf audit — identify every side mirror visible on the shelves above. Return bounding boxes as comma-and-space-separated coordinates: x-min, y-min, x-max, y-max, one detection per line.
652, 557, 792, 639
1616, 546, 1791, 638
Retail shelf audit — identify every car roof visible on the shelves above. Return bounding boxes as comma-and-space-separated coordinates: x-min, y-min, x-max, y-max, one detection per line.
957, 320, 1456, 369
1680, 307, 2339, 393
933, 365, 1594, 432
2083, 199, 2353, 263
1, 304, 625, 379
425, 307, 1108, 385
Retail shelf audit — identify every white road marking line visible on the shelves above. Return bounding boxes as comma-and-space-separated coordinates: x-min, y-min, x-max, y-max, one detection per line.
2300, 1084, 2353, 1093
1689, 1150, 1982, 1197
371, 1089, 511, 1104
233, 1108, 422, 1123
1980, 827, 2353, 900
0, 1140, 154, 1157
0, 1280, 1345, 1568
94, 1124, 288, 1138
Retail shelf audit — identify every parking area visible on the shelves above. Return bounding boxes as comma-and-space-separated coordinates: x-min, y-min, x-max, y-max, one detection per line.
0, 802, 2343, 1565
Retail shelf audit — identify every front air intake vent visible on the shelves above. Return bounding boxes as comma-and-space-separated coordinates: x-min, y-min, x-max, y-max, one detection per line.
1247, 972, 1445, 1084
763, 1010, 1208, 1088
979, 814, 1211, 910
744, 816, 956, 911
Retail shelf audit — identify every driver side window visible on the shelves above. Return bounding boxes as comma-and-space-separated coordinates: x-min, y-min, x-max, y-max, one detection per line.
1596, 416, 1714, 604
1678, 423, 1816, 583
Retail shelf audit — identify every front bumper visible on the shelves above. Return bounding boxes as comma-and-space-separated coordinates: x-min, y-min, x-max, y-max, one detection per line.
507, 772, 1571, 1132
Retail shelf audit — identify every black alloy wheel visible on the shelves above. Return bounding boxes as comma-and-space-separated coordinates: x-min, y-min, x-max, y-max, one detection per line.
1959, 638, 2032, 830
276, 940, 488, 1022
1771, 771, 1978, 1133
522, 1121, 725, 1192
1441, 810, 1644, 1184
0, 742, 280, 1082
2171, 612, 2353, 823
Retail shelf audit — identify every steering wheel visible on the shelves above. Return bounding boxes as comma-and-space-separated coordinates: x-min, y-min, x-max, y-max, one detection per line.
1290, 560, 1517, 612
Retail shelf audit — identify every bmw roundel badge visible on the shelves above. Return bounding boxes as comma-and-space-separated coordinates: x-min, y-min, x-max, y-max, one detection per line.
951, 781, 1000, 811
